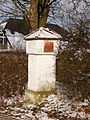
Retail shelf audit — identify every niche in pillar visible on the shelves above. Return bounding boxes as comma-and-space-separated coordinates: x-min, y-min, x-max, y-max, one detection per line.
44, 41, 53, 52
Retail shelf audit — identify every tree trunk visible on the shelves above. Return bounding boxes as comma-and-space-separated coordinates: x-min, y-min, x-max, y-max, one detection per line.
28, 0, 39, 31
39, 0, 50, 28
28, 0, 50, 31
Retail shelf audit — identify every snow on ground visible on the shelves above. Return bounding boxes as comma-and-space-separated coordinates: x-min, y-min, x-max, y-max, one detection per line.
0, 82, 90, 120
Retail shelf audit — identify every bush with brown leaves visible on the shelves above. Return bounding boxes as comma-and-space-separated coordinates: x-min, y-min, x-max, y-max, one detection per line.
57, 32, 90, 101
0, 51, 28, 98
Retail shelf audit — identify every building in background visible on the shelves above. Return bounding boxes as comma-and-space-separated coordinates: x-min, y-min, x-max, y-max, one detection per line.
0, 21, 12, 51
0, 18, 69, 51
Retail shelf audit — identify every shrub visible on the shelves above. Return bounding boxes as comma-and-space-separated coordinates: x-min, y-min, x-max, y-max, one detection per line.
0, 51, 28, 98
57, 32, 90, 101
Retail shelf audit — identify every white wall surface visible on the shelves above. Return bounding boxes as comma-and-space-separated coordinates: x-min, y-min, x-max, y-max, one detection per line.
26, 40, 59, 54
28, 54, 56, 92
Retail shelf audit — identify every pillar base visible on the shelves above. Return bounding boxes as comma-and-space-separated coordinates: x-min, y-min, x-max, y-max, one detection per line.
24, 89, 54, 104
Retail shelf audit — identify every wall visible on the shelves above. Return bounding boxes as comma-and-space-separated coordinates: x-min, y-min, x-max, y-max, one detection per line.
28, 54, 56, 92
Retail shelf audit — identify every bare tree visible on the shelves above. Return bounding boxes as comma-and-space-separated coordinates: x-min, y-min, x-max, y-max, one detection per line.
0, 0, 30, 25
56, 0, 90, 100
0, 0, 57, 31
49, 0, 90, 27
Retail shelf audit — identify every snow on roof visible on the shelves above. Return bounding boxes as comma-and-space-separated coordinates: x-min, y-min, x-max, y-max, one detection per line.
0, 21, 7, 29
24, 27, 62, 40
0, 18, 68, 41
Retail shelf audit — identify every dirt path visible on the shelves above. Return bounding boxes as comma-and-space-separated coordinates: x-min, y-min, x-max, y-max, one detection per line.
0, 114, 15, 120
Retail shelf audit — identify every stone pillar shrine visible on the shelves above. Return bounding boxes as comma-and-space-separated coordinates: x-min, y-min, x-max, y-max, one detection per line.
24, 27, 61, 103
